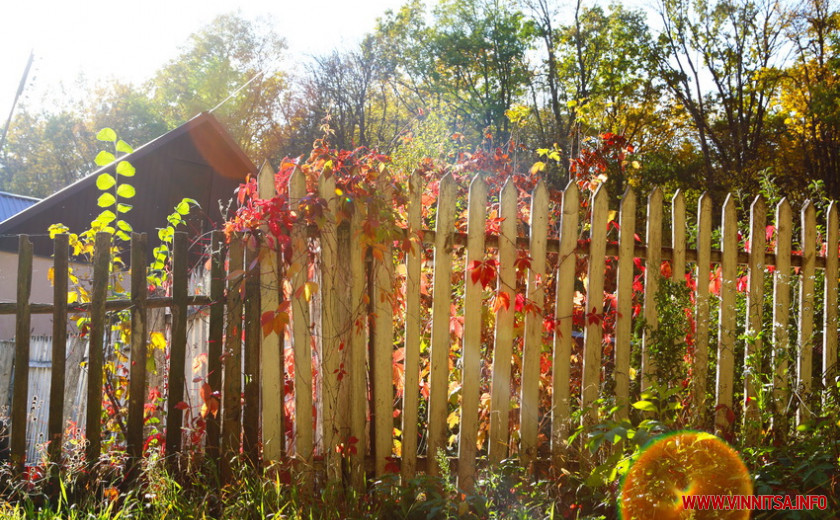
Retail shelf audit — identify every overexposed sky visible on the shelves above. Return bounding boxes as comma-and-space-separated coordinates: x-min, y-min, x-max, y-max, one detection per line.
0, 0, 407, 116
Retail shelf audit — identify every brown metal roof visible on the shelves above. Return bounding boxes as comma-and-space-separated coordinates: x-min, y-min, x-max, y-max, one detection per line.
0, 112, 257, 257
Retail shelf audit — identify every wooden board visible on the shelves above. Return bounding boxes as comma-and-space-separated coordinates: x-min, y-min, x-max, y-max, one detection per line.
458, 175, 488, 490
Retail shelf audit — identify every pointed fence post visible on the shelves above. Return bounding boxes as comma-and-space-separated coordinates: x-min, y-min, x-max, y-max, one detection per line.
716, 196, 738, 437
552, 182, 578, 467
458, 175, 487, 490
692, 194, 713, 428
744, 196, 766, 442
11, 235, 32, 474
489, 180, 516, 465
772, 199, 792, 440
615, 188, 635, 420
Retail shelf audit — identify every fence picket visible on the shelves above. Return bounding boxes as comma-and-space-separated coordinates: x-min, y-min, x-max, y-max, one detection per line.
642, 188, 662, 390
401, 172, 423, 482
222, 234, 244, 481
11, 235, 32, 473
258, 161, 285, 464
428, 173, 457, 474
672, 190, 686, 279
126, 233, 148, 464
48, 234, 69, 474
716, 196, 738, 436
824, 202, 839, 394
692, 194, 712, 428
615, 188, 636, 420
582, 186, 608, 428
318, 172, 341, 481
349, 204, 367, 489
289, 167, 314, 490
166, 232, 189, 460
458, 175, 488, 490
372, 174, 395, 478
489, 179, 517, 465
520, 180, 548, 471
206, 230, 226, 464
552, 183, 578, 466
243, 236, 261, 466
744, 196, 766, 442
86, 232, 111, 468
798, 201, 816, 424
772, 199, 793, 439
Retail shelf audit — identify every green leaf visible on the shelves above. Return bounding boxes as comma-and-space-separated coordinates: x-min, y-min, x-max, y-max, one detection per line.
95, 151, 116, 167
167, 213, 183, 226
117, 203, 133, 213
116, 161, 136, 177
96, 128, 117, 142
97, 193, 116, 208
631, 400, 657, 412
181, 198, 199, 206
175, 200, 190, 215
96, 173, 116, 190
116, 220, 133, 232
96, 210, 117, 225
115, 140, 134, 154
158, 227, 174, 241
116, 230, 131, 242
116, 184, 136, 198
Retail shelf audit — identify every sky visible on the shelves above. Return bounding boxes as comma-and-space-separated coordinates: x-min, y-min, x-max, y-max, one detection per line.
0, 0, 406, 119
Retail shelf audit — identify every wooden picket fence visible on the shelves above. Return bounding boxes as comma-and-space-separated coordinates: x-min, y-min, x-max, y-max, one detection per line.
0, 162, 838, 494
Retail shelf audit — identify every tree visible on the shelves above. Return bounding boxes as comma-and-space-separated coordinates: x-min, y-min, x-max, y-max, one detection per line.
654, 0, 785, 192
148, 13, 289, 163
774, 0, 840, 198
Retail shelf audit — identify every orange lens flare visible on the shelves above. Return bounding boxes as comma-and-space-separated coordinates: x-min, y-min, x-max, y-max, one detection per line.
620, 431, 752, 520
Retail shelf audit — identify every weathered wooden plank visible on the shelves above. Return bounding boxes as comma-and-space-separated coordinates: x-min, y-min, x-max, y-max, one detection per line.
349, 202, 367, 489
692, 194, 713, 427
85, 232, 111, 468
258, 161, 285, 464
401, 172, 423, 482
716, 196, 737, 436
372, 176, 396, 478
166, 232, 189, 461
289, 167, 314, 490
798, 201, 816, 424
552, 183, 578, 467
520, 180, 548, 471
772, 199, 792, 438
824, 202, 839, 399
744, 196, 766, 442
641, 188, 662, 390
48, 234, 69, 473
582, 185, 609, 428
671, 190, 686, 280
126, 233, 148, 463
243, 235, 261, 467
427, 173, 457, 474
318, 171, 341, 481
489, 179, 517, 465
11, 235, 32, 473
615, 188, 635, 421
222, 234, 244, 481
458, 174, 487, 490
206, 230, 226, 464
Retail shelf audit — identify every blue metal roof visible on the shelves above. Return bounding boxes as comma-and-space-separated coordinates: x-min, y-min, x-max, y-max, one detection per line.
0, 191, 40, 223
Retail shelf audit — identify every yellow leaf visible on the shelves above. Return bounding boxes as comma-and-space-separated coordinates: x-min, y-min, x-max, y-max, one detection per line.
446, 410, 460, 429
67, 291, 78, 304
304, 281, 318, 302
529, 161, 546, 174
150, 332, 167, 350
47, 267, 55, 285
